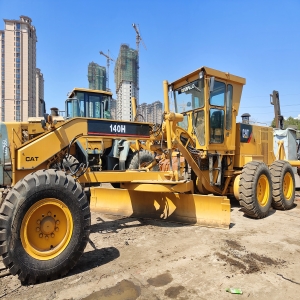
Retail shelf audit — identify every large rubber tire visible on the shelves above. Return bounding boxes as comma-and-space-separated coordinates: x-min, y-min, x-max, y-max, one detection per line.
270, 160, 295, 210
128, 150, 158, 170
239, 161, 272, 219
111, 150, 157, 189
0, 169, 90, 284
52, 154, 81, 175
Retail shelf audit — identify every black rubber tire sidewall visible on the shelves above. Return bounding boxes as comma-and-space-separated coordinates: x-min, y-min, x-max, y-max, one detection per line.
128, 150, 157, 170
270, 160, 295, 210
239, 161, 272, 218
252, 164, 273, 214
2, 170, 90, 283
52, 154, 81, 175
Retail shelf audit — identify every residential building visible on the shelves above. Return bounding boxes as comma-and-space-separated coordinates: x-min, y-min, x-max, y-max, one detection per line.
0, 15, 44, 121
137, 100, 163, 123
114, 44, 138, 121
137, 102, 148, 122
110, 97, 117, 120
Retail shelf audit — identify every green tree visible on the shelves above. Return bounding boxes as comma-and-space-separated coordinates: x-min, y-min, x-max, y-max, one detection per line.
271, 116, 300, 130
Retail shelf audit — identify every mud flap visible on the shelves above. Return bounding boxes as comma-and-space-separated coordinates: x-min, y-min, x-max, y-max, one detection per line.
89, 187, 230, 229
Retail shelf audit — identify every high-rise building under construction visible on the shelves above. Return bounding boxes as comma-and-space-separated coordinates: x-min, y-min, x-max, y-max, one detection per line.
114, 44, 138, 121
87, 62, 106, 91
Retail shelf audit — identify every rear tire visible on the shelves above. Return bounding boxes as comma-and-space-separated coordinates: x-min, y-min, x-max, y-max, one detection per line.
239, 161, 272, 218
128, 150, 158, 170
270, 160, 295, 210
0, 169, 90, 284
111, 150, 157, 189
52, 154, 81, 175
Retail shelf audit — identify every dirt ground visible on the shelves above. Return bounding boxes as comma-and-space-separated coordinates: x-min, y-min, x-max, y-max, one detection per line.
1, 194, 300, 300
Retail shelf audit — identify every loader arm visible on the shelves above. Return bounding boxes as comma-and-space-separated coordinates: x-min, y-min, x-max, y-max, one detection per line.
173, 126, 223, 195
12, 117, 152, 184
16, 119, 88, 170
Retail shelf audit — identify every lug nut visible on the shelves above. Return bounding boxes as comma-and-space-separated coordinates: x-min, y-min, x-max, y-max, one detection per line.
36, 227, 40, 232
47, 211, 52, 216
39, 233, 43, 238
56, 220, 60, 225
37, 219, 41, 225
45, 235, 49, 240
51, 233, 55, 238
55, 227, 59, 232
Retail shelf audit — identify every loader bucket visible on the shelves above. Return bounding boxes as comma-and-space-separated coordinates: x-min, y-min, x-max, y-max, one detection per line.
89, 187, 230, 229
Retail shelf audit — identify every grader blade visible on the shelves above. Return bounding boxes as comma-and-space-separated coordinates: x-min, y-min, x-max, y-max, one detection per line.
89, 187, 230, 229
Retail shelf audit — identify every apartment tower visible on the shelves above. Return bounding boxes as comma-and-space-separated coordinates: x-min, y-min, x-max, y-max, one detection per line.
110, 98, 117, 120
87, 62, 106, 91
0, 15, 44, 121
137, 101, 163, 123
114, 44, 138, 121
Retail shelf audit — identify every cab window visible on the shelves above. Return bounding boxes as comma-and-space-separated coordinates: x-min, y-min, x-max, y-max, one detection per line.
210, 108, 224, 143
226, 84, 233, 130
210, 81, 225, 106
174, 78, 204, 113
193, 110, 205, 146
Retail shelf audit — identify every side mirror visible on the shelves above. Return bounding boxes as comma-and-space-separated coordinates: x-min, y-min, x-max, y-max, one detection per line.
209, 77, 215, 92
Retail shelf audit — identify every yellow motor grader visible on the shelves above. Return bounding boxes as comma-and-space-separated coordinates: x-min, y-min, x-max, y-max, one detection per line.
0, 67, 298, 284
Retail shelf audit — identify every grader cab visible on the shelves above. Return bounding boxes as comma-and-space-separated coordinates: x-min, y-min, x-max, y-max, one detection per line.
0, 66, 297, 284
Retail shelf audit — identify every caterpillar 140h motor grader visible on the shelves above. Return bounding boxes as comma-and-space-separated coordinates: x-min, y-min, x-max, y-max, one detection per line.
0, 66, 298, 284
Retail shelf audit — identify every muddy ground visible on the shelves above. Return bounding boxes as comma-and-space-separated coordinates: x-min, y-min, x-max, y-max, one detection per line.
1, 194, 300, 300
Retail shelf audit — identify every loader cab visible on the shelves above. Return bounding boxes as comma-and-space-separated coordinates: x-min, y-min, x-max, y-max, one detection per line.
65, 88, 112, 119
171, 66, 246, 151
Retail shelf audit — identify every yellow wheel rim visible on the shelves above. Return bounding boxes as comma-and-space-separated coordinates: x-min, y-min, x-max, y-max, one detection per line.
283, 172, 293, 200
256, 174, 270, 207
21, 199, 73, 260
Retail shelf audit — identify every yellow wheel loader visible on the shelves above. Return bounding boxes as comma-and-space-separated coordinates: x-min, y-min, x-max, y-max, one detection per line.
0, 66, 298, 284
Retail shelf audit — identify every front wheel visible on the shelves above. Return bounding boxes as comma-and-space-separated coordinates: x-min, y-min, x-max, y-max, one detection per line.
270, 160, 295, 210
0, 169, 90, 284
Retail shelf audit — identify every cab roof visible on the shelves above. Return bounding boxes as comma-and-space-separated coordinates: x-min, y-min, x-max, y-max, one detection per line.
68, 88, 113, 98
170, 66, 246, 90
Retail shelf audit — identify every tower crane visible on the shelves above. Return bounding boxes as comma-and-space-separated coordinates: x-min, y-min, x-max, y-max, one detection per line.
99, 50, 115, 91
132, 24, 146, 109
132, 23, 147, 53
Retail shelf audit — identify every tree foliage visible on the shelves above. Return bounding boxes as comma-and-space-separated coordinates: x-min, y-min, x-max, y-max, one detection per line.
271, 116, 300, 130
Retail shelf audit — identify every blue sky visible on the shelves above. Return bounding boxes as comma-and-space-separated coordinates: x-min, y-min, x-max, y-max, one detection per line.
0, 0, 300, 125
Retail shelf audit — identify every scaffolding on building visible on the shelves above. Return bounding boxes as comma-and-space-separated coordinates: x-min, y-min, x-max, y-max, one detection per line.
114, 44, 138, 121
88, 62, 106, 91
114, 44, 138, 91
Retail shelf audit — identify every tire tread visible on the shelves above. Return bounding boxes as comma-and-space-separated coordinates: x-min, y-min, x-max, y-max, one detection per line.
239, 161, 272, 219
270, 160, 295, 210
0, 169, 91, 284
